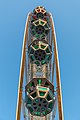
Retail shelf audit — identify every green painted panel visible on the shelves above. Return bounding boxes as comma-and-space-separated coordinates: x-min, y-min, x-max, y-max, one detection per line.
32, 30, 36, 35
43, 110, 48, 115
40, 21, 44, 25
28, 107, 33, 113
46, 94, 52, 101
27, 89, 31, 93
34, 112, 41, 116
31, 55, 35, 61
38, 86, 47, 91
29, 82, 34, 87
41, 34, 45, 37
48, 102, 53, 109
30, 48, 34, 54
37, 79, 42, 85
44, 24, 48, 29
39, 91, 46, 96
31, 92, 37, 98
34, 45, 39, 49
46, 48, 50, 53
41, 45, 46, 49
35, 99, 38, 103
46, 55, 50, 60
42, 107, 45, 111
35, 34, 40, 38
37, 108, 40, 112
27, 97, 32, 104
41, 60, 46, 64
35, 21, 39, 25
35, 61, 40, 65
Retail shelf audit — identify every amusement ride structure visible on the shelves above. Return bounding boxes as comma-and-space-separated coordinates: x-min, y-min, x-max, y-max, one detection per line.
16, 6, 64, 120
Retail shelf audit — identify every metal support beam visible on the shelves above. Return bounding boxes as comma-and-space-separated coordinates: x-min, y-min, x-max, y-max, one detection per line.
16, 14, 31, 120
50, 14, 64, 120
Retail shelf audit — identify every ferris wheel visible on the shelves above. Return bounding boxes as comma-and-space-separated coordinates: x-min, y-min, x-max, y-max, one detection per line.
16, 6, 64, 120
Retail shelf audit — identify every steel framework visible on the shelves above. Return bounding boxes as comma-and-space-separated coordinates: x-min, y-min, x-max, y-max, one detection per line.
16, 7, 64, 120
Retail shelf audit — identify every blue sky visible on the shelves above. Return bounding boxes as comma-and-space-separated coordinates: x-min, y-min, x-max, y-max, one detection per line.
0, 0, 80, 120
